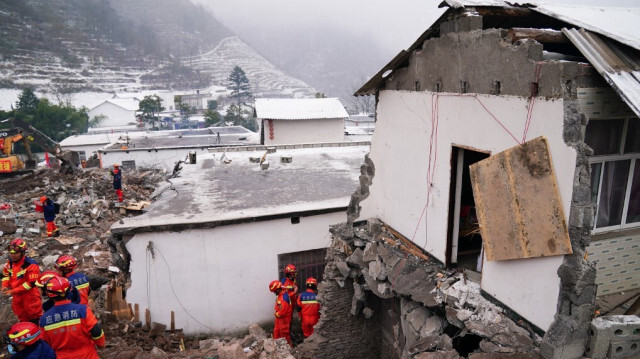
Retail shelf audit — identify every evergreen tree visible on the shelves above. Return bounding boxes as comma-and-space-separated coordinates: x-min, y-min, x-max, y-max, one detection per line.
138, 95, 165, 130
15, 88, 39, 115
204, 109, 221, 127
227, 66, 251, 104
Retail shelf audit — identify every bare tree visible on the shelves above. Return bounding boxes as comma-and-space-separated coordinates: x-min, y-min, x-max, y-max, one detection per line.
344, 78, 375, 115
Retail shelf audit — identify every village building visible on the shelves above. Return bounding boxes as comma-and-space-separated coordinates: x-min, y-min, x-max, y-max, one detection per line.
294, 2, 640, 359
59, 133, 115, 162
175, 91, 213, 113
97, 126, 260, 171
255, 98, 348, 145
87, 97, 140, 129
109, 144, 369, 334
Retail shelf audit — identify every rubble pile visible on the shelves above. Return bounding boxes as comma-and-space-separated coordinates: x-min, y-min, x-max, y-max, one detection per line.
101, 322, 296, 359
297, 219, 543, 359
0, 168, 299, 358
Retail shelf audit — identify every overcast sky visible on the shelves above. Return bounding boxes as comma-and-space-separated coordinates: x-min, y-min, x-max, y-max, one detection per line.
193, 0, 638, 54
194, 0, 443, 53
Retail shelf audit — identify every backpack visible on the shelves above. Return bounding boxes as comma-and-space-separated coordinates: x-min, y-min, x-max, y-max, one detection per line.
53, 202, 61, 214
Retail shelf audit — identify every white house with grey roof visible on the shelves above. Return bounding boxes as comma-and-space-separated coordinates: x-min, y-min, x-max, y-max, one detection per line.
255, 98, 349, 145
110, 144, 368, 334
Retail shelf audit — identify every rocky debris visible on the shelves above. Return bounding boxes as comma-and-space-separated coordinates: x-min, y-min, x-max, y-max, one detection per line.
299, 219, 542, 358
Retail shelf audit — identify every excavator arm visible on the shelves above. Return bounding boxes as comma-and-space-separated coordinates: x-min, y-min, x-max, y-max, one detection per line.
0, 118, 80, 174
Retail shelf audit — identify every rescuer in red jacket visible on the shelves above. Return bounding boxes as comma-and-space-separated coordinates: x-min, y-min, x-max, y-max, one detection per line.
269, 280, 292, 346
39, 276, 105, 359
297, 277, 321, 338
280, 264, 299, 309
54, 255, 90, 305
1, 239, 42, 324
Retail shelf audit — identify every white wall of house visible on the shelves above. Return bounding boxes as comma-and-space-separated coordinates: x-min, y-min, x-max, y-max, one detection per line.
359, 90, 577, 331
125, 212, 344, 334
60, 144, 108, 159
99, 147, 210, 170
88, 102, 136, 128
263, 118, 344, 145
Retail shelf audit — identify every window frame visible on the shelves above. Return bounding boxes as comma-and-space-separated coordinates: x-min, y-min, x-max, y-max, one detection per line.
589, 117, 640, 234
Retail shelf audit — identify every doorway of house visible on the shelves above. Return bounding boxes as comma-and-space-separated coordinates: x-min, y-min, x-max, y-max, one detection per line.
447, 147, 490, 275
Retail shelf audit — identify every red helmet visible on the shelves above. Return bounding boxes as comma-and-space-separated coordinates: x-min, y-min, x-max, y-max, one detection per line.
306, 277, 318, 286
8, 238, 27, 254
45, 276, 70, 298
36, 271, 59, 288
40, 196, 47, 204
113, 164, 119, 168
6, 322, 41, 346
284, 264, 297, 274
269, 280, 282, 293
54, 255, 77, 272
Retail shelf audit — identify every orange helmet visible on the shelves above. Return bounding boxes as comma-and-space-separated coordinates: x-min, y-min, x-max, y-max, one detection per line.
306, 277, 318, 287
36, 271, 59, 288
54, 255, 77, 272
284, 264, 297, 275
269, 280, 282, 293
8, 238, 27, 254
40, 196, 47, 204
6, 322, 41, 346
45, 276, 70, 298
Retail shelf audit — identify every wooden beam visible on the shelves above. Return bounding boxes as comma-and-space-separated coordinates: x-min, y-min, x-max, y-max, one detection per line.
507, 28, 568, 44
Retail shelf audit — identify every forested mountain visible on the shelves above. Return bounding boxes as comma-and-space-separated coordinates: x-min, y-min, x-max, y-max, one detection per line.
0, 0, 315, 97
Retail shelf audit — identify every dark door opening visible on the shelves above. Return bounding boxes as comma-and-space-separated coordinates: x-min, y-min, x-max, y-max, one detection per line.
446, 147, 490, 273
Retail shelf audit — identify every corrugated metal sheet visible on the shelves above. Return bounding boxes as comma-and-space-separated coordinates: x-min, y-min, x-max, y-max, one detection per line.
533, 4, 640, 51
254, 98, 349, 120
563, 28, 640, 118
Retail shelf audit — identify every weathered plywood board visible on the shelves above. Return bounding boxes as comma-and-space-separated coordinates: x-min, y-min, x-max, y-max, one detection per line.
469, 136, 572, 261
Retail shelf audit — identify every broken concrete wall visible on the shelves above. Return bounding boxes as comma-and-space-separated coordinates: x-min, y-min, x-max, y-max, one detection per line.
298, 220, 541, 359
382, 26, 578, 98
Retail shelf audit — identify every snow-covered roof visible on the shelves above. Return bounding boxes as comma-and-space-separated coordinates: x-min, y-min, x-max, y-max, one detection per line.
254, 98, 349, 120
91, 98, 139, 111
532, 3, 640, 51
59, 133, 115, 147
110, 144, 368, 233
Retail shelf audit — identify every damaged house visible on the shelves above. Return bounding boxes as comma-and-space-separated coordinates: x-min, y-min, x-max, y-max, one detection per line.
297, 2, 640, 359
110, 144, 368, 334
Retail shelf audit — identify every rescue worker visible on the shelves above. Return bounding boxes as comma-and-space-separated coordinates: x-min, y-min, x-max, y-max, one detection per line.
297, 277, 320, 338
4, 322, 56, 359
39, 276, 105, 358
35, 196, 59, 237
111, 164, 123, 202
36, 271, 80, 312
54, 255, 90, 305
280, 264, 298, 307
1, 239, 42, 324
269, 280, 292, 346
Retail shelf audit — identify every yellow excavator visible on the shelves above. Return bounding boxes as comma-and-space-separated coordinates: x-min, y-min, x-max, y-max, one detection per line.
0, 118, 80, 175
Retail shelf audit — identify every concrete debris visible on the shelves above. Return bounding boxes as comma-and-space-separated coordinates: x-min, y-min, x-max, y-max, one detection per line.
297, 219, 542, 358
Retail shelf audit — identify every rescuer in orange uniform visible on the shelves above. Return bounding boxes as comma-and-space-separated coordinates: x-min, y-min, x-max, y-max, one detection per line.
297, 277, 320, 338
37, 270, 80, 312
1, 239, 42, 324
111, 164, 123, 202
34, 196, 59, 237
55, 255, 90, 305
280, 264, 299, 307
39, 276, 105, 358
4, 321, 56, 359
269, 280, 292, 346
